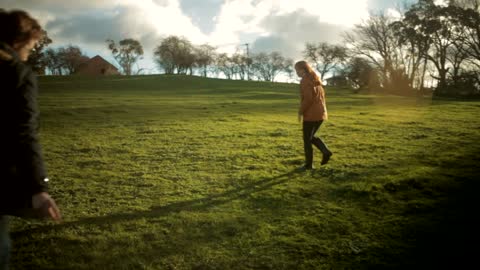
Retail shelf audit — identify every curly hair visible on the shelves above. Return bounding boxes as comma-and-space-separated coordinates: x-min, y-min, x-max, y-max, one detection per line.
0, 9, 43, 47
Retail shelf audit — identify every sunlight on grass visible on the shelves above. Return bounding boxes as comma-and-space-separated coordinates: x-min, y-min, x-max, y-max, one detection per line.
10, 75, 480, 269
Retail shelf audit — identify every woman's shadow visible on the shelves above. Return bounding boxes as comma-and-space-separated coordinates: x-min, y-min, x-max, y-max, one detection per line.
12, 168, 303, 234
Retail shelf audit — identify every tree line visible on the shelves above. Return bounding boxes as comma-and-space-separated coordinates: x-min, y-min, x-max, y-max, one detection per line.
341, 0, 480, 97
302, 0, 480, 97
152, 35, 293, 82
29, 0, 479, 97
26, 36, 90, 76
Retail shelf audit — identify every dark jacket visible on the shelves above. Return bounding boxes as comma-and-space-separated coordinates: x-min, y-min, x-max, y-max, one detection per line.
0, 42, 48, 215
299, 76, 328, 121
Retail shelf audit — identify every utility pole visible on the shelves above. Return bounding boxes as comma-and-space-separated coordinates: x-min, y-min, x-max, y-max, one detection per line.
243, 43, 250, 80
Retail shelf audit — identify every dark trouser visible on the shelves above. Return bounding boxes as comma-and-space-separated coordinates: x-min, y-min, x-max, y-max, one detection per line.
0, 216, 10, 270
303, 121, 331, 168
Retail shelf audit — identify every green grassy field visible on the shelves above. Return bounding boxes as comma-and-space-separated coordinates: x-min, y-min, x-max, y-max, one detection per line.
10, 75, 480, 269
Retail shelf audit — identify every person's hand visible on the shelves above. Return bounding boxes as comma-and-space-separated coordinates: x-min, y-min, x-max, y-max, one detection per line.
298, 113, 302, 123
32, 192, 62, 222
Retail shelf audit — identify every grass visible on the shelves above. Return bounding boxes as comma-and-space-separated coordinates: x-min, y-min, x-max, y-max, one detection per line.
9, 74, 480, 269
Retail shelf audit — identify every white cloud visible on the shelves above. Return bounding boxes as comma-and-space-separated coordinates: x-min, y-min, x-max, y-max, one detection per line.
2, 0, 208, 45
208, 0, 269, 50
434, 0, 448, 6
1, 0, 377, 74
250, 9, 349, 62
272, 0, 369, 26
208, 0, 370, 54
385, 8, 402, 19
2, 0, 371, 53
119, 0, 208, 44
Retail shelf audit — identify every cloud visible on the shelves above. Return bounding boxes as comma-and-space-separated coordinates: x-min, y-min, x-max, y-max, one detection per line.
208, 0, 270, 50
367, 0, 418, 13
208, 0, 368, 56
1, 0, 400, 75
2, 0, 208, 47
178, 0, 223, 35
251, 36, 297, 57
261, 9, 349, 43
46, 9, 133, 44
0, 0, 213, 73
43, 6, 162, 68
0, 0, 120, 17
251, 10, 349, 60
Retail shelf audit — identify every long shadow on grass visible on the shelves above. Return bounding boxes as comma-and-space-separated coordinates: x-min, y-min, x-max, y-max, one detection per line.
11, 169, 306, 269
13, 169, 301, 234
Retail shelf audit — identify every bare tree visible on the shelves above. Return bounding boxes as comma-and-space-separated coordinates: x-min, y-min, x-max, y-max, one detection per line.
216, 53, 235, 79
44, 48, 63, 75
231, 53, 249, 80
178, 50, 196, 75
284, 59, 295, 82
401, 1, 466, 90
106, 38, 144, 75
58, 45, 89, 75
194, 44, 217, 77
43, 46, 89, 75
392, 12, 432, 89
448, 43, 471, 82
154, 36, 194, 75
344, 14, 404, 91
450, 0, 480, 69
251, 52, 290, 82
344, 57, 381, 91
303, 42, 348, 80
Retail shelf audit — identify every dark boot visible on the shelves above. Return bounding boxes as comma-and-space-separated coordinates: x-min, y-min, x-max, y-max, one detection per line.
321, 151, 333, 165
312, 137, 332, 165
304, 151, 313, 169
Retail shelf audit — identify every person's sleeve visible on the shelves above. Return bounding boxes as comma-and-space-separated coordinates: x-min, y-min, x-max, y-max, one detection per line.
15, 71, 49, 196
299, 80, 314, 114
319, 85, 326, 104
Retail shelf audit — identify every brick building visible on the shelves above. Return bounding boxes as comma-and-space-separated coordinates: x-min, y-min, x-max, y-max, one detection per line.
75, 55, 120, 75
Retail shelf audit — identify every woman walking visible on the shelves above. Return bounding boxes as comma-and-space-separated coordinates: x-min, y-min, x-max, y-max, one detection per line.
295, 60, 332, 170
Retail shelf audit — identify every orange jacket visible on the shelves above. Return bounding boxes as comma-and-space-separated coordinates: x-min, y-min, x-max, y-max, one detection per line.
299, 77, 328, 121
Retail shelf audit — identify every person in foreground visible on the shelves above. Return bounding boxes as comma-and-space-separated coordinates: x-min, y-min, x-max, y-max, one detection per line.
0, 9, 62, 270
295, 60, 333, 170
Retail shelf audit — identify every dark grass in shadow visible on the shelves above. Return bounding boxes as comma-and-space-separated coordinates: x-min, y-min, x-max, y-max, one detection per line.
10, 169, 308, 269
12, 169, 300, 235
329, 147, 480, 269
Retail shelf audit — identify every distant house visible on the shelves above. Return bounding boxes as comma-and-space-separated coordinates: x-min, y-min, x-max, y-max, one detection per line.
325, 75, 350, 87
75, 55, 120, 76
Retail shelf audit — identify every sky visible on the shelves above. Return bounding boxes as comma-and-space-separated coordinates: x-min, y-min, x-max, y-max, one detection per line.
1, 0, 419, 76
